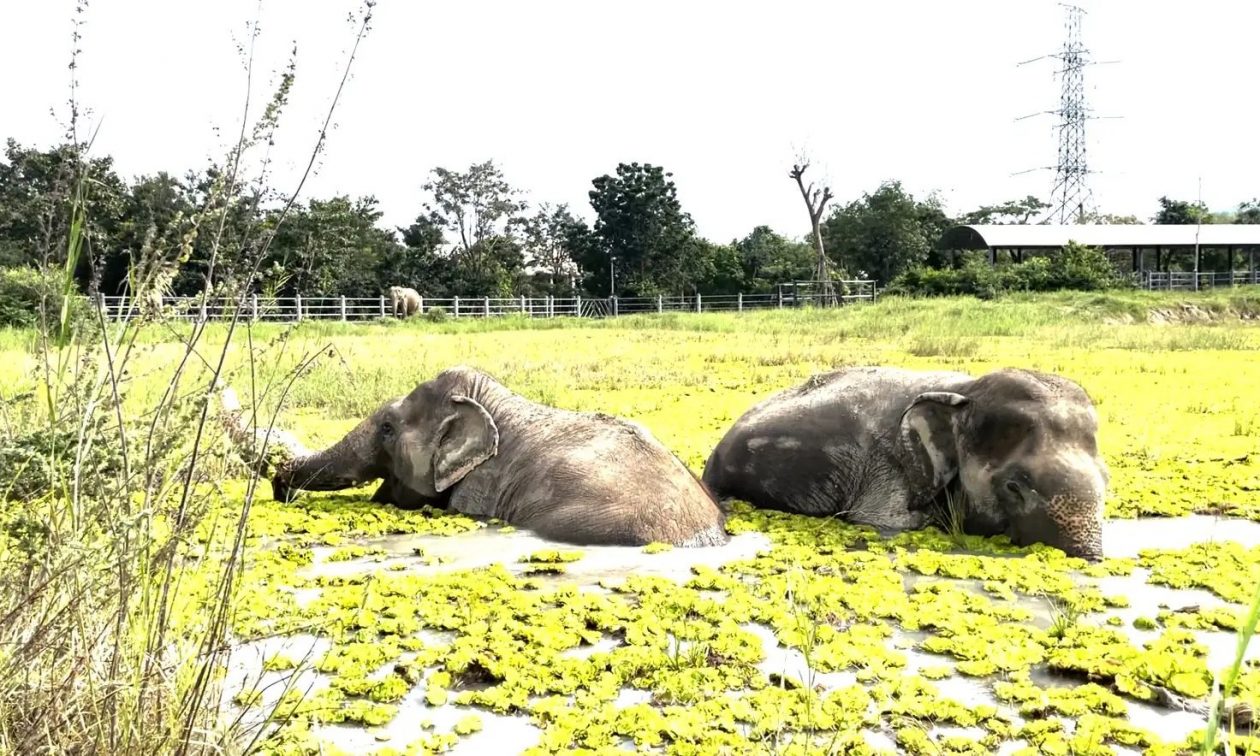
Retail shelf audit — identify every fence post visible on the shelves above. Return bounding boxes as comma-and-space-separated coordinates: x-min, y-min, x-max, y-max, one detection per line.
295, 293, 302, 322
520, 294, 526, 315
379, 295, 386, 318
454, 296, 460, 318
484, 296, 490, 317
575, 295, 582, 318
696, 293, 702, 313
417, 296, 423, 314
777, 288, 784, 308
612, 296, 619, 317
340, 295, 347, 322
737, 293, 743, 312
97, 292, 107, 320
251, 294, 259, 322
656, 294, 663, 314
546, 295, 553, 318
199, 297, 208, 323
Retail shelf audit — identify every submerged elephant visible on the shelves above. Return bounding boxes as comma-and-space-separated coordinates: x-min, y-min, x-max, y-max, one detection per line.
271, 366, 729, 547
388, 286, 421, 318
701, 366, 1108, 560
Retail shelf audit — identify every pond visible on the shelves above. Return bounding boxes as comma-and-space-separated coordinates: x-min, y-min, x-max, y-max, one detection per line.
222, 513, 1260, 754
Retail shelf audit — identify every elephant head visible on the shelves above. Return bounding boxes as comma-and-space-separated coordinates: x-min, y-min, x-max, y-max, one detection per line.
898, 368, 1108, 560
271, 375, 499, 507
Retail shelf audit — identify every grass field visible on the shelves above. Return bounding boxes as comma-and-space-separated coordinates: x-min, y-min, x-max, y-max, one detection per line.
3, 289, 1260, 754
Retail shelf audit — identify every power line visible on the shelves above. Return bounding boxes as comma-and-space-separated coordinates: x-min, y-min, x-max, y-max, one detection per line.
1014, 3, 1120, 224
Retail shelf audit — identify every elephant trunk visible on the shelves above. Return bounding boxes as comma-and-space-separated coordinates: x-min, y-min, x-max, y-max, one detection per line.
271, 418, 381, 503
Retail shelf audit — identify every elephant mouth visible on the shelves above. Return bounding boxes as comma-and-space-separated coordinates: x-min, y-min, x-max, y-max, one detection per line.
1004, 519, 1102, 562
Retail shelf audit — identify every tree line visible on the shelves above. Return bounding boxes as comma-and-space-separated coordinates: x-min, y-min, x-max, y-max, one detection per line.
2, 138, 1257, 304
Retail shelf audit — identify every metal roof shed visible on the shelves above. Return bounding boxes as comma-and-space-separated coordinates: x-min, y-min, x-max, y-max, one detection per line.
938, 224, 1260, 275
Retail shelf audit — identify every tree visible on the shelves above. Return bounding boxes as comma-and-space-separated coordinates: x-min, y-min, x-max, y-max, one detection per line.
106, 171, 196, 296
419, 160, 531, 297
788, 162, 835, 300
0, 139, 127, 288
422, 160, 526, 256
1152, 196, 1211, 225
1083, 212, 1141, 224
173, 165, 275, 297
380, 214, 450, 296
519, 203, 583, 295
1236, 200, 1260, 225
821, 181, 951, 286
586, 162, 699, 296
959, 196, 1049, 225
691, 239, 746, 295
733, 225, 814, 292
267, 195, 400, 296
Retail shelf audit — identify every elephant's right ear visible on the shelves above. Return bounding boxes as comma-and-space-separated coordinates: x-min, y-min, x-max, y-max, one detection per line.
432, 395, 499, 493
897, 391, 969, 492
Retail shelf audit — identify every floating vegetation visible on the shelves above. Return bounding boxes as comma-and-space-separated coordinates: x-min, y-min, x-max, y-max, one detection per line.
213, 492, 1260, 754
519, 550, 585, 564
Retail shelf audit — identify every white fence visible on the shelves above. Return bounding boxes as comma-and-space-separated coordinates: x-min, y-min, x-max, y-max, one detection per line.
1143, 270, 1260, 291
96, 280, 877, 323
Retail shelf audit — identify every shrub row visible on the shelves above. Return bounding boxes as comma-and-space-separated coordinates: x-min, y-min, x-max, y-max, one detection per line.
887, 243, 1129, 299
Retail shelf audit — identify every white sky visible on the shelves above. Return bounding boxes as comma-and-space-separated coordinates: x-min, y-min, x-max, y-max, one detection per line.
3, 0, 1257, 242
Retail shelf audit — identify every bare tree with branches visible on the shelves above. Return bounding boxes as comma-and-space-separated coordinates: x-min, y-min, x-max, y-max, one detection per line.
789, 161, 836, 305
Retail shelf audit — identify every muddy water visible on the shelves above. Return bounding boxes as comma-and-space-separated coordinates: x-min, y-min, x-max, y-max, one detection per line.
223, 515, 1260, 753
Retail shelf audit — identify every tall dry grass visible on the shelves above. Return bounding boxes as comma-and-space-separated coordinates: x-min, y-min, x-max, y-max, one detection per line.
0, 2, 377, 753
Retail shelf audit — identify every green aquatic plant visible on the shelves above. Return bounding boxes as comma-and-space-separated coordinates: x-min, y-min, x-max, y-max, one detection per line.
519, 549, 585, 564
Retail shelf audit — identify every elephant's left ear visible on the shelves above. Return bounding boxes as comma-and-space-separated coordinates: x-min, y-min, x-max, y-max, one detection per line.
432, 395, 499, 493
897, 391, 969, 491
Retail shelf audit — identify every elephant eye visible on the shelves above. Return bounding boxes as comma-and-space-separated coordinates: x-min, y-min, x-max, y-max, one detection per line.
380, 421, 395, 438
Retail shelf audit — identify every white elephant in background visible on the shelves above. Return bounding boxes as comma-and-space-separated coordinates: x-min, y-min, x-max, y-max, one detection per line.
388, 286, 421, 318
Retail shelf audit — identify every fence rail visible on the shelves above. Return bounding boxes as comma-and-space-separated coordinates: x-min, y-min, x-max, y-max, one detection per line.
1142, 270, 1260, 290
95, 280, 877, 323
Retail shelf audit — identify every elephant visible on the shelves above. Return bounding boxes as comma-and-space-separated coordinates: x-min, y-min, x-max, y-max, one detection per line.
701, 366, 1108, 560
388, 286, 421, 318
271, 366, 730, 548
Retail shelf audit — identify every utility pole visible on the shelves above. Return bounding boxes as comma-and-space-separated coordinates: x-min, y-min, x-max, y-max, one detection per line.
1194, 176, 1202, 290
609, 255, 616, 297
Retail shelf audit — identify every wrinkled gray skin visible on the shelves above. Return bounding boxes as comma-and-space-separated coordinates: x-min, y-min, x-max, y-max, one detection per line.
272, 366, 729, 547
701, 366, 1108, 560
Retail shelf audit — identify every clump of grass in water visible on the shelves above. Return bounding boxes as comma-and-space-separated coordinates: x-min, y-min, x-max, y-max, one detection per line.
1200, 580, 1260, 754
1044, 594, 1087, 640
940, 486, 969, 547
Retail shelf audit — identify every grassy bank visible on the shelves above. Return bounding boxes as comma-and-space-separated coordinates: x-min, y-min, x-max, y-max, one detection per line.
6, 288, 1255, 518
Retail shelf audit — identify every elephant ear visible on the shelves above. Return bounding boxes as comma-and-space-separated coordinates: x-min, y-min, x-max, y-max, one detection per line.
896, 391, 969, 493
432, 395, 499, 493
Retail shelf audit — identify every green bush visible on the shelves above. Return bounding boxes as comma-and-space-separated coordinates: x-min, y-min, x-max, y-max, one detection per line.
423, 306, 448, 323
888, 243, 1127, 298
0, 266, 90, 329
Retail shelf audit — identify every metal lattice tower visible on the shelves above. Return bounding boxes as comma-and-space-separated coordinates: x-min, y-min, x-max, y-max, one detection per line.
1049, 5, 1091, 223
1016, 4, 1117, 224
